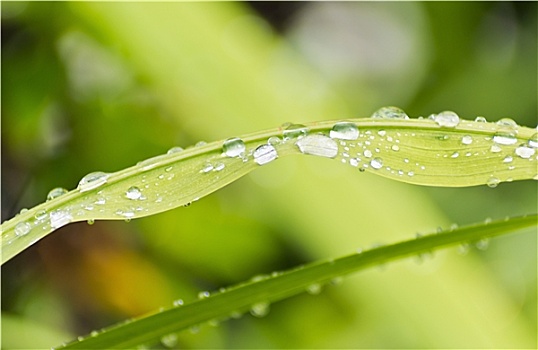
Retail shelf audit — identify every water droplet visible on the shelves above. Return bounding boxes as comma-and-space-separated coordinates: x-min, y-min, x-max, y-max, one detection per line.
493, 132, 517, 145
475, 238, 490, 251
503, 155, 513, 163
50, 209, 73, 229
87, 219, 95, 225
496, 118, 518, 129
47, 187, 68, 201
15, 222, 31, 236
458, 243, 470, 255
486, 176, 500, 188
450, 152, 459, 158
349, 158, 359, 167
223, 137, 246, 158
371, 106, 409, 119
370, 158, 383, 169
268, 136, 282, 146
78, 172, 109, 192
515, 144, 535, 159
391, 145, 400, 151
306, 283, 322, 295
253, 144, 278, 165
250, 302, 270, 317
125, 186, 142, 200
433, 111, 460, 128
214, 162, 225, 171
329, 122, 359, 140
198, 291, 210, 299
461, 135, 473, 145
363, 150, 372, 158
201, 163, 214, 173
167, 146, 184, 155
282, 123, 308, 140
35, 210, 48, 221
474, 116, 487, 123
161, 334, 178, 348
173, 299, 184, 307
195, 141, 207, 147
295, 134, 338, 158
528, 133, 538, 148
490, 144, 502, 153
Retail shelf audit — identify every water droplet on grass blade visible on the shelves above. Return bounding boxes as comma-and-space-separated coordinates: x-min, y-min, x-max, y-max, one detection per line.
282, 123, 308, 140
50, 209, 73, 229
496, 118, 518, 129
15, 222, 31, 236
167, 146, 184, 154
371, 106, 409, 119
461, 135, 473, 145
528, 133, 538, 148
223, 137, 246, 157
306, 283, 323, 295
370, 158, 383, 169
125, 186, 142, 200
78, 172, 109, 192
253, 144, 278, 165
330, 122, 359, 140
515, 144, 535, 159
296, 134, 338, 158
250, 302, 270, 317
47, 187, 68, 201
486, 176, 501, 188
493, 132, 517, 145
161, 334, 178, 348
433, 111, 460, 128
198, 291, 210, 299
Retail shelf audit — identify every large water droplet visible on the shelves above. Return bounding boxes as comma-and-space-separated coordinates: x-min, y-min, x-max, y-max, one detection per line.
461, 135, 473, 145
295, 134, 338, 158
329, 122, 359, 140
125, 186, 142, 200
47, 187, 68, 201
167, 146, 184, 155
223, 137, 246, 158
515, 144, 535, 159
50, 209, 73, 229
370, 158, 383, 169
15, 222, 31, 236
433, 111, 460, 128
253, 144, 278, 165
78, 172, 109, 192
496, 118, 518, 129
250, 302, 270, 317
493, 132, 517, 145
282, 123, 308, 140
371, 106, 409, 119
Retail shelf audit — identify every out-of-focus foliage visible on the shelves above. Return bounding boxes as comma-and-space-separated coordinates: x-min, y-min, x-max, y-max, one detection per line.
2, 2, 536, 349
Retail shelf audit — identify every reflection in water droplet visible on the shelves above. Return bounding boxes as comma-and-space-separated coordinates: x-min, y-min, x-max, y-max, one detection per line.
433, 111, 460, 128
250, 302, 270, 317
125, 186, 142, 200
50, 209, 73, 229
370, 158, 383, 169
167, 146, 184, 155
515, 144, 535, 159
47, 187, 68, 201
223, 137, 246, 157
253, 144, 278, 165
15, 222, 31, 236
493, 132, 517, 145
371, 106, 409, 119
330, 122, 359, 140
461, 135, 473, 145
78, 172, 109, 192
295, 134, 338, 158
282, 124, 308, 140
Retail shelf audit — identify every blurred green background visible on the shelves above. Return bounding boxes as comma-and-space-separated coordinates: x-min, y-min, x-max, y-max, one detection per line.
2, 2, 536, 349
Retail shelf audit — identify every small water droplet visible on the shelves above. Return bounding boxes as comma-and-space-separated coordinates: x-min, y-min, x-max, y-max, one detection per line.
450, 152, 459, 158
474, 116, 487, 123
195, 141, 207, 147
349, 158, 359, 167
458, 243, 470, 255
490, 144, 502, 153
253, 144, 278, 165
35, 210, 48, 221
78, 172, 109, 192
198, 291, 210, 299
515, 144, 535, 159
214, 162, 225, 171
165, 166, 173, 172
329, 122, 359, 140
167, 146, 184, 155
173, 299, 184, 307
282, 123, 308, 140
371, 106, 409, 119
306, 283, 323, 295
496, 118, 518, 129
391, 145, 400, 151
363, 150, 372, 158
461, 135, 473, 145
201, 163, 214, 173
493, 132, 517, 145
125, 186, 142, 200
223, 137, 246, 158
47, 187, 68, 201
87, 219, 95, 225
295, 134, 338, 158
475, 238, 490, 251
528, 133, 538, 148
503, 155, 513, 163
433, 111, 460, 128
161, 334, 178, 348
15, 222, 31, 236
486, 176, 501, 188
370, 157, 383, 169
268, 136, 282, 146
50, 209, 73, 229
250, 302, 270, 317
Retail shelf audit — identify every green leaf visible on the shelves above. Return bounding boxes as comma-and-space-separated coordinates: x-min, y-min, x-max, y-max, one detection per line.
56, 214, 537, 349
2, 116, 537, 264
